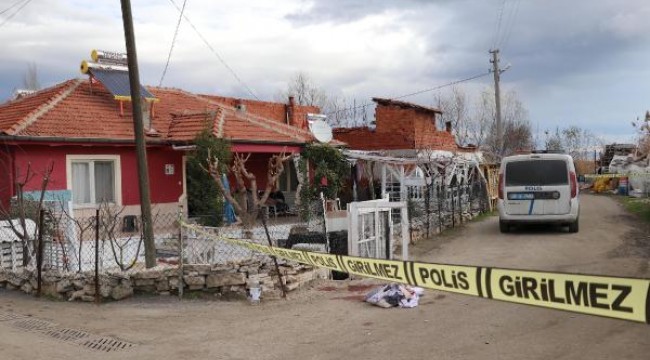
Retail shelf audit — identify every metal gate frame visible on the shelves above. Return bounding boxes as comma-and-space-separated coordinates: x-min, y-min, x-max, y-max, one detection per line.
347, 198, 409, 260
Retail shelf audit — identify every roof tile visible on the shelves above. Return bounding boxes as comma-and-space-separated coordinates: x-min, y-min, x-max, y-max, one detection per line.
0, 78, 329, 145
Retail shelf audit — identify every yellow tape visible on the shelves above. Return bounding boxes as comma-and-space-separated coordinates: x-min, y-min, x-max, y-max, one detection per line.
489, 269, 649, 323
584, 173, 650, 179
181, 223, 650, 324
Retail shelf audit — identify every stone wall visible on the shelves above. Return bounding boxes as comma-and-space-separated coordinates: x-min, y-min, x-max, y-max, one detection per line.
0, 257, 328, 302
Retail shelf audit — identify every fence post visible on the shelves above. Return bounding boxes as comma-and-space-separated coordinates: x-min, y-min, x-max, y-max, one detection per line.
437, 185, 442, 234
94, 208, 100, 304
458, 184, 463, 225
451, 184, 455, 228
178, 204, 184, 300
36, 209, 45, 297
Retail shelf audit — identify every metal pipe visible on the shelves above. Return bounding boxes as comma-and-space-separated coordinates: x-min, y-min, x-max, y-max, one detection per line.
95, 208, 100, 304
36, 209, 44, 297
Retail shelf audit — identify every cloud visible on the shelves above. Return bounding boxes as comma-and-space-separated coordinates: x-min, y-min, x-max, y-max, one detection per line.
0, 0, 649, 141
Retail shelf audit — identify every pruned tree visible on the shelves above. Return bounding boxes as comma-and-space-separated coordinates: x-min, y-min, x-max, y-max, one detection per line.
0, 162, 54, 267
60, 204, 95, 273
99, 203, 145, 272
204, 151, 291, 229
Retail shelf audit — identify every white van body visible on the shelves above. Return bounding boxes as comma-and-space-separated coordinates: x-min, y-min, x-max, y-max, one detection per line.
497, 153, 580, 233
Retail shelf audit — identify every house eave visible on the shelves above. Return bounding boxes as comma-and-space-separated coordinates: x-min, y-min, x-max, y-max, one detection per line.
0, 134, 169, 146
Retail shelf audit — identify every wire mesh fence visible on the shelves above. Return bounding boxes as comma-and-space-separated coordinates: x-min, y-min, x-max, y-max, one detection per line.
0, 182, 488, 301
399, 182, 489, 242
0, 200, 334, 272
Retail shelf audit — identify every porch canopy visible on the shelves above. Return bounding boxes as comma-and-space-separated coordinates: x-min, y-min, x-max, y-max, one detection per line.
342, 149, 484, 202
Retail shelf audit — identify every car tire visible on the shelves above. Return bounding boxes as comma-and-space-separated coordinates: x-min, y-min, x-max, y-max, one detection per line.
499, 220, 509, 233
568, 220, 579, 233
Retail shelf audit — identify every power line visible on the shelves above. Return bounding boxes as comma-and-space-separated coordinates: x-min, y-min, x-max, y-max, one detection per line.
325, 72, 492, 117
0, 0, 33, 28
499, 0, 521, 52
166, 0, 259, 100
492, 0, 507, 49
159, 0, 188, 86
0, 0, 27, 16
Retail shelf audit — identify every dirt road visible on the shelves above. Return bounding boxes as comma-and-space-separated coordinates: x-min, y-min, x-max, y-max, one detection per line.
1, 194, 648, 360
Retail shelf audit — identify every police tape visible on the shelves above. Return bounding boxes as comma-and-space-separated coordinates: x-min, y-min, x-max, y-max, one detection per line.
584, 173, 650, 179
181, 223, 650, 324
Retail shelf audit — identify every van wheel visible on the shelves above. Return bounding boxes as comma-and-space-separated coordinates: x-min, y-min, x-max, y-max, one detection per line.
499, 221, 509, 233
568, 220, 579, 233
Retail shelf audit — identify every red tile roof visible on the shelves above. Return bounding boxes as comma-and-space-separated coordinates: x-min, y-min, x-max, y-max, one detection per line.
0, 78, 332, 145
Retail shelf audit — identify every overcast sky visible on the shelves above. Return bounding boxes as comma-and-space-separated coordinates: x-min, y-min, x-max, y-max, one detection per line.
1, 0, 649, 143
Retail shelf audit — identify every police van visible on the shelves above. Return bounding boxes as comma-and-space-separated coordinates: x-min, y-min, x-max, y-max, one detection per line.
497, 153, 580, 233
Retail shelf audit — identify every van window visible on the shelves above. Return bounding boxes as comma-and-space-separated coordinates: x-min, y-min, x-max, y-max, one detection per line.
505, 160, 568, 186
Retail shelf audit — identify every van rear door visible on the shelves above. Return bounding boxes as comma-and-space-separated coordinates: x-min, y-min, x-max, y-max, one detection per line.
504, 159, 571, 215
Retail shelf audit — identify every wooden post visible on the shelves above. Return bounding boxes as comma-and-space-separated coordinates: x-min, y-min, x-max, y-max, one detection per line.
260, 214, 287, 298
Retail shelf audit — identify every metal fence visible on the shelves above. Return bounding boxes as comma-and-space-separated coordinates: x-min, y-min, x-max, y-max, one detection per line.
0, 200, 334, 271
403, 182, 489, 241
0, 181, 486, 301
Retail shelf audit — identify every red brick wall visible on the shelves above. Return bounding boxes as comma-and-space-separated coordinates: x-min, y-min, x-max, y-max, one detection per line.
333, 102, 458, 151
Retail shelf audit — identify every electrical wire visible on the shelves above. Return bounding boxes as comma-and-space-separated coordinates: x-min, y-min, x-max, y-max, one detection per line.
166, 0, 259, 100
492, 0, 507, 50
0, 0, 27, 16
159, 0, 188, 86
498, 0, 521, 53
325, 72, 492, 117
0, 0, 33, 28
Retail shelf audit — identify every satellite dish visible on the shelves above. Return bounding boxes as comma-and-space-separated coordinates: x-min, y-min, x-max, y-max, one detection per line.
308, 115, 333, 143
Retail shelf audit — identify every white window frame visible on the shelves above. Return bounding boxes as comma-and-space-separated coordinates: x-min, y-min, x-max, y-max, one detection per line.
66, 155, 122, 208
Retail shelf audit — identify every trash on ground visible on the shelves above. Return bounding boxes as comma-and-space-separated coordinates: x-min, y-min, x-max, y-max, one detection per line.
365, 284, 424, 308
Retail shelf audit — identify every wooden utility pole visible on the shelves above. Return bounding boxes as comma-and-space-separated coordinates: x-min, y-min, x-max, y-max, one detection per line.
120, 0, 156, 268
490, 49, 503, 155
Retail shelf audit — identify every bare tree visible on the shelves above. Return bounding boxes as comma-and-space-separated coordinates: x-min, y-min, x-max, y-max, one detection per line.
325, 96, 371, 127
466, 90, 493, 148
60, 205, 95, 273
99, 203, 145, 272
632, 111, 650, 158
482, 89, 533, 158
283, 72, 329, 109
22, 62, 40, 91
543, 125, 599, 159
0, 162, 54, 266
437, 86, 470, 145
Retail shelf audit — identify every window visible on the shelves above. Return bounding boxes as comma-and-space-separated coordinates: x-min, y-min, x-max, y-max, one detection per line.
278, 160, 299, 192
67, 155, 121, 207
505, 160, 568, 186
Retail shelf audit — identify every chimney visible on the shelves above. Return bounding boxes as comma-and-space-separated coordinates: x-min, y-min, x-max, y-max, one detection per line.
445, 121, 452, 133
287, 96, 300, 128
